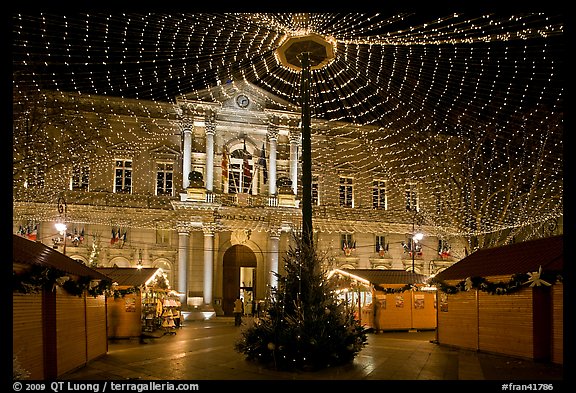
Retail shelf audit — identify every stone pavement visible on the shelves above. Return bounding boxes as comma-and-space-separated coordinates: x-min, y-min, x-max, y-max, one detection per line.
58, 316, 566, 388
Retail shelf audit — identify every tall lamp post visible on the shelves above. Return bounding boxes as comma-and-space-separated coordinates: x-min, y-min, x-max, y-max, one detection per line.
55, 196, 67, 255
276, 27, 335, 248
411, 210, 424, 273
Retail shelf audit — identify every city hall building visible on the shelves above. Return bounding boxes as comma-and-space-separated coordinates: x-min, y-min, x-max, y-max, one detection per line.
15, 81, 480, 316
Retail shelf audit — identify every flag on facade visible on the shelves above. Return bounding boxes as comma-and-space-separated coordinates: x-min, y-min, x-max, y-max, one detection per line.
258, 143, 268, 184
243, 141, 252, 191
111, 228, 117, 244
121, 231, 127, 247
221, 148, 229, 184
343, 241, 354, 256
27, 224, 37, 241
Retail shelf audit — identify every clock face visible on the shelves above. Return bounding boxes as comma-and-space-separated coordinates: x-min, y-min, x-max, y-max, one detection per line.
236, 94, 250, 108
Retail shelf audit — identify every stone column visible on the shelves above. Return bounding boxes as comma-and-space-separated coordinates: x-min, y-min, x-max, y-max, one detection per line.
268, 124, 279, 195
289, 131, 300, 195
177, 224, 190, 302
268, 229, 280, 290
182, 125, 192, 189
205, 116, 216, 192
203, 226, 214, 306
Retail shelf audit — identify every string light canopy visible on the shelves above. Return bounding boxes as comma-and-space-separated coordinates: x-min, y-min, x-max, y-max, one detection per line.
12, 12, 563, 240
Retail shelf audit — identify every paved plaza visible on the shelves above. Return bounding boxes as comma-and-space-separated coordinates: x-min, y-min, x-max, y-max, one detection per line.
59, 317, 565, 387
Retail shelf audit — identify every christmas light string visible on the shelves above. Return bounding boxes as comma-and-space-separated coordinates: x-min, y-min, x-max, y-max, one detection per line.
13, 12, 562, 241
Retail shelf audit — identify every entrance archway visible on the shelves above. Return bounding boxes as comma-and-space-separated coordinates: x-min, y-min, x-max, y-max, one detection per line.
222, 245, 256, 316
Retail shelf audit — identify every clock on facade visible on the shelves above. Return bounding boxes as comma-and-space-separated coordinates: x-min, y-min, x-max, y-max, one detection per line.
236, 94, 250, 108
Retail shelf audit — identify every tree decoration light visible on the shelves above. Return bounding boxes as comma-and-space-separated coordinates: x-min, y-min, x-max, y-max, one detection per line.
12, 13, 563, 246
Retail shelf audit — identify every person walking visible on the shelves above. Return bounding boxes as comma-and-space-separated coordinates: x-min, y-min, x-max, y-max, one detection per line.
233, 297, 244, 326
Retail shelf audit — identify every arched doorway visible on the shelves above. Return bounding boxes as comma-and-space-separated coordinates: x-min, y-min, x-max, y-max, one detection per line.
222, 245, 256, 316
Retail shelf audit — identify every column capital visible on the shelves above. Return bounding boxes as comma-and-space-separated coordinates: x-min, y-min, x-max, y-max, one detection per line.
268, 227, 281, 239
176, 222, 192, 234
202, 224, 216, 235
289, 130, 301, 144
178, 119, 194, 133
267, 124, 279, 141
205, 121, 216, 136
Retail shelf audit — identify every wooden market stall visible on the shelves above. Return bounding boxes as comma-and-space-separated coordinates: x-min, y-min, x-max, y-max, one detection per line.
94, 266, 182, 338
332, 268, 437, 332
12, 234, 111, 380
431, 235, 563, 364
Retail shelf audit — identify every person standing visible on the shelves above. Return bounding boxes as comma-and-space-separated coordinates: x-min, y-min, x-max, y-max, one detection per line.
373, 298, 382, 334
233, 297, 244, 326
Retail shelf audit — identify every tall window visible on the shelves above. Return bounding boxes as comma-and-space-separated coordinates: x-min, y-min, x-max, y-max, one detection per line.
341, 233, 355, 251
438, 239, 451, 257
339, 176, 354, 207
375, 235, 388, 253
372, 180, 387, 209
405, 183, 418, 211
156, 162, 174, 196
23, 165, 46, 188
71, 164, 90, 191
114, 159, 132, 194
228, 149, 253, 194
312, 178, 319, 205
156, 228, 171, 245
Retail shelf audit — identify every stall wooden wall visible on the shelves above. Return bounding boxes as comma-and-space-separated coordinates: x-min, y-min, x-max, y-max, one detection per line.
437, 290, 479, 351
13, 293, 45, 380
478, 290, 535, 359
12, 288, 107, 380
86, 295, 108, 361
56, 289, 88, 375
411, 291, 437, 330
551, 283, 563, 365
106, 292, 143, 338
436, 277, 562, 364
374, 290, 436, 331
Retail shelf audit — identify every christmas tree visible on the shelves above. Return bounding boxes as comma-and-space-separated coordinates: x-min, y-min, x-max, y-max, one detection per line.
234, 236, 368, 371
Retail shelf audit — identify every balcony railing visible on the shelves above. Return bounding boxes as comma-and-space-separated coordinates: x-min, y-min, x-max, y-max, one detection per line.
184, 189, 297, 208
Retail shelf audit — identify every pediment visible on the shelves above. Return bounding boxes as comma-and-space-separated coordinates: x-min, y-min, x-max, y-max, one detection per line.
176, 80, 299, 114
335, 162, 356, 175
108, 142, 136, 156
149, 145, 180, 159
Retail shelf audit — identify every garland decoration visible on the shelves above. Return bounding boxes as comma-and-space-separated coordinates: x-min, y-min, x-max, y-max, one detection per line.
112, 285, 141, 299
13, 264, 112, 297
431, 266, 562, 295
373, 283, 420, 293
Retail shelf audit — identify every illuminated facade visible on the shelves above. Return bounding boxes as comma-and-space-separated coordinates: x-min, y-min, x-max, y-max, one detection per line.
12, 81, 561, 316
